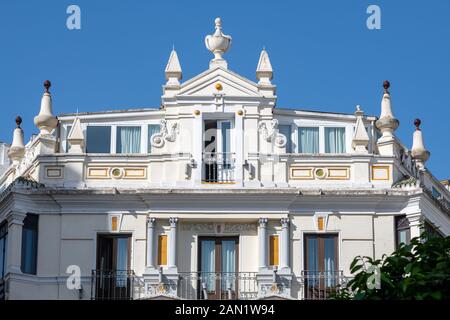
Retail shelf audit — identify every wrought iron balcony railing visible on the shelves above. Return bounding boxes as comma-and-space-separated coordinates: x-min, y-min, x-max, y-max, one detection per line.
90, 269, 348, 300
300, 270, 348, 300
203, 152, 235, 183
90, 270, 145, 300
177, 271, 258, 300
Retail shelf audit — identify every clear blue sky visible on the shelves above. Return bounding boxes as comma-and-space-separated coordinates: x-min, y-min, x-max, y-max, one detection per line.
0, 0, 449, 179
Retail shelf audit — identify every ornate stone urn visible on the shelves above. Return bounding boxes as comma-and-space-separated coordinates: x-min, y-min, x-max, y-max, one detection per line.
205, 18, 232, 68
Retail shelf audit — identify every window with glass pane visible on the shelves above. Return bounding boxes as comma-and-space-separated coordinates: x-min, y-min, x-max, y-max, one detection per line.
21, 214, 38, 275
116, 238, 129, 287
200, 240, 216, 291
116, 126, 141, 154
65, 126, 72, 153
0, 223, 7, 278
298, 127, 319, 153
221, 121, 232, 168
279, 125, 292, 153
325, 127, 346, 153
148, 124, 161, 153
221, 240, 236, 291
199, 237, 238, 299
304, 234, 338, 293
86, 126, 111, 153
395, 215, 410, 248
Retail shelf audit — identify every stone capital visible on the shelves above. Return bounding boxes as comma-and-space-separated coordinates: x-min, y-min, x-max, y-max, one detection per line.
169, 217, 179, 227
7, 211, 27, 227
147, 217, 156, 226
280, 217, 290, 228
258, 218, 268, 228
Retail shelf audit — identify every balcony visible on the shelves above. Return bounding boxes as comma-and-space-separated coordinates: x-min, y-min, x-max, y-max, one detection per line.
177, 272, 258, 300
91, 270, 348, 300
90, 270, 145, 300
203, 152, 236, 184
300, 270, 348, 300
145, 270, 347, 300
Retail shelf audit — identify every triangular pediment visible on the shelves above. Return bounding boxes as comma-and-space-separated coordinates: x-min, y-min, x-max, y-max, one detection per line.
177, 67, 261, 97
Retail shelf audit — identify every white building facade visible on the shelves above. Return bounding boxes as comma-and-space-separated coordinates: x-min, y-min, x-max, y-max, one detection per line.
0, 18, 449, 300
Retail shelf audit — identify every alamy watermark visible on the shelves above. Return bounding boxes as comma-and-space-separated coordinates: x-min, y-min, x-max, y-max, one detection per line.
66, 265, 82, 290
367, 5, 381, 30
366, 265, 381, 290
66, 5, 81, 30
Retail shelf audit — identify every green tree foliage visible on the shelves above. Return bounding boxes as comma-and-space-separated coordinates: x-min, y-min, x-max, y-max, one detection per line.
335, 233, 450, 300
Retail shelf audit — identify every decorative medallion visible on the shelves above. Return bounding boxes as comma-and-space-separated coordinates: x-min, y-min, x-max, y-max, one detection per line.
269, 283, 280, 294
110, 167, 124, 179
314, 168, 327, 179
157, 283, 167, 294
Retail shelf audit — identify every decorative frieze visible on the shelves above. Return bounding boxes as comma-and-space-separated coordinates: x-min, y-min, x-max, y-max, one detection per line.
181, 222, 257, 233
290, 166, 350, 180
86, 166, 147, 180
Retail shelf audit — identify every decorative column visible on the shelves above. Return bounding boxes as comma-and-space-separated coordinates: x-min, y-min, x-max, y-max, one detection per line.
168, 217, 178, 269
6, 211, 27, 274
280, 218, 290, 271
258, 218, 268, 270
146, 217, 156, 270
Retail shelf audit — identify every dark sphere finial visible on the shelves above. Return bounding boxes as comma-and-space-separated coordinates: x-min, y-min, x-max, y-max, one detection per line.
15, 116, 22, 128
44, 80, 51, 93
383, 80, 390, 92
414, 118, 421, 130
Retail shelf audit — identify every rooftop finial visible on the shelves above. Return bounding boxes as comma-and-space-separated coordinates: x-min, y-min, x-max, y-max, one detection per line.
383, 80, 390, 93
15, 116, 22, 128
256, 48, 273, 85
215, 17, 222, 29
411, 118, 430, 168
376, 79, 399, 147
352, 105, 369, 153
35, 80, 58, 135
165, 48, 182, 86
44, 80, 51, 93
8, 115, 25, 164
414, 118, 421, 130
205, 17, 232, 69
